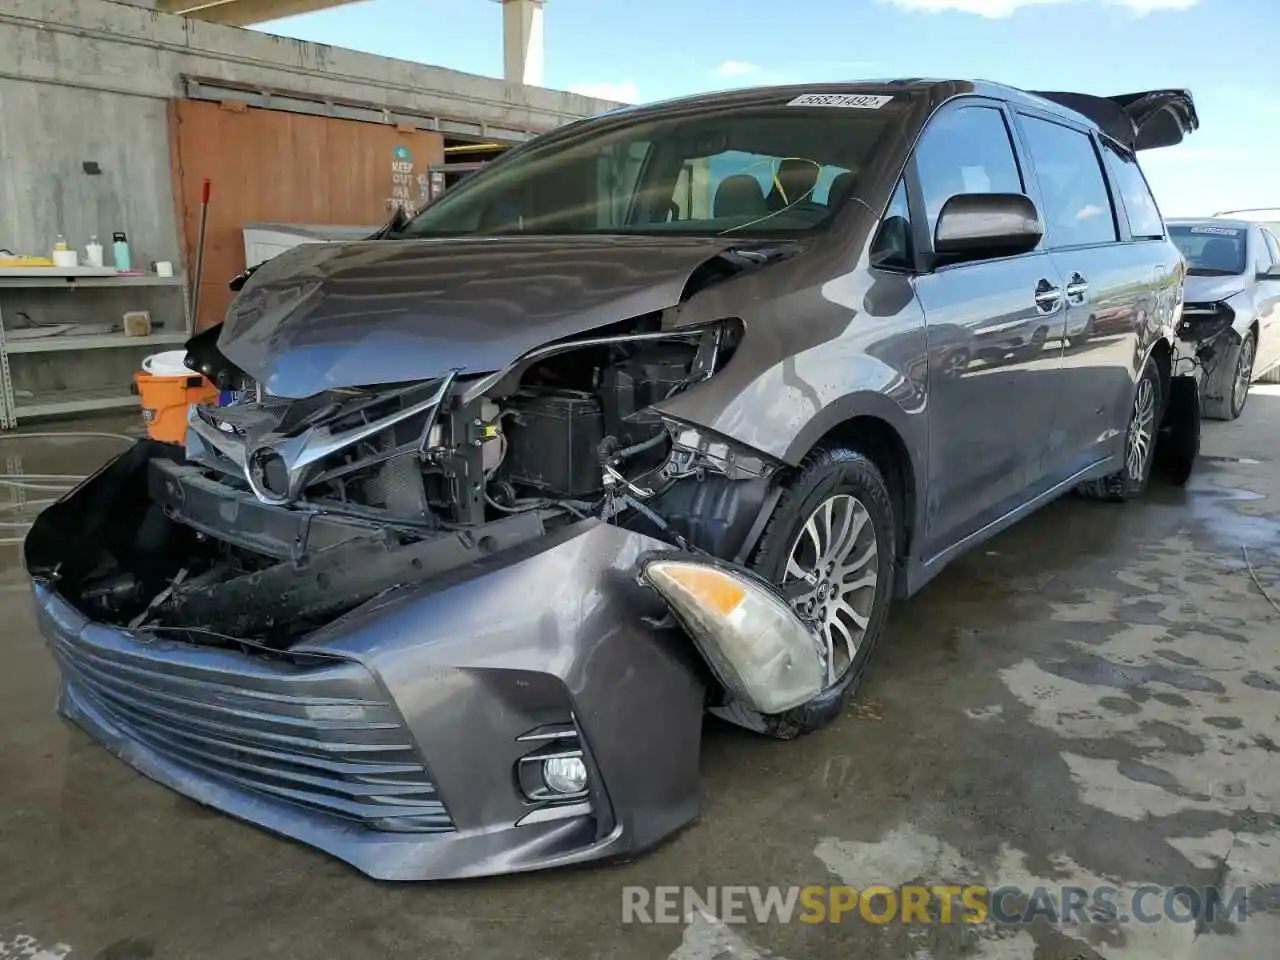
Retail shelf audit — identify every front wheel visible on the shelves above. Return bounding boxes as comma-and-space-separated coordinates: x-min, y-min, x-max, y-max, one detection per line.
1068, 316, 1095, 348
712, 447, 896, 739
1204, 330, 1255, 421
1229, 330, 1255, 420
1077, 358, 1161, 502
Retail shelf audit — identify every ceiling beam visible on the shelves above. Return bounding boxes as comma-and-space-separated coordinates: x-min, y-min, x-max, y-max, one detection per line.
156, 0, 365, 27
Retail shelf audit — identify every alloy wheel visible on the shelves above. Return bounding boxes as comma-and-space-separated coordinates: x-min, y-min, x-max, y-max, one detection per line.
1126, 376, 1156, 484
782, 494, 879, 686
1234, 334, 1255, 413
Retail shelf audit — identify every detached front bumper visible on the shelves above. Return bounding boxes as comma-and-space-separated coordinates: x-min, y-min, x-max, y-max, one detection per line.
31, 518, 706, 881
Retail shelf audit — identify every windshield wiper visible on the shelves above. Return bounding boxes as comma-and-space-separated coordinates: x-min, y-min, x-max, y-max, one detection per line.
1186, 268, 1239, 276
370, 205, 412, 240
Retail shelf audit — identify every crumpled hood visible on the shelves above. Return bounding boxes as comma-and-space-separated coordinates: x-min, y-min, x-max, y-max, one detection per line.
217, 234, 756, 398
1184, 274, 1247, 305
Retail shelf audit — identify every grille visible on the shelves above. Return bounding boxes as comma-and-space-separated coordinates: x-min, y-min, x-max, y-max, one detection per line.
52, 631, 453, 833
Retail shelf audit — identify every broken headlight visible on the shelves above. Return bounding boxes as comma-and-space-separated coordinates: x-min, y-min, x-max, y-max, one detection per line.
641, 557, 824, 714
1177, 301, 1234, 343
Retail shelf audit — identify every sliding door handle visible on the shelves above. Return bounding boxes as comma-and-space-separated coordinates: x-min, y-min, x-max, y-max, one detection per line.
1066, 273, 1089, 298
1034, 280, 1062, 311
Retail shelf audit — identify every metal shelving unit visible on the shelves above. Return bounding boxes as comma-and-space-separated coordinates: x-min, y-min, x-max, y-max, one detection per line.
0, 269, 191, 429
5, 331, 190, 355
14, 387, 145, 419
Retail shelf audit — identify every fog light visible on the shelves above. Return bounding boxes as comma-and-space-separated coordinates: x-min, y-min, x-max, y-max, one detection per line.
542, 756, 588, 795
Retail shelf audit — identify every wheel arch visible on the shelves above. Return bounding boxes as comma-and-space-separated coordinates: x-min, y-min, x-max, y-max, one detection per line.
784, 402, 922, 584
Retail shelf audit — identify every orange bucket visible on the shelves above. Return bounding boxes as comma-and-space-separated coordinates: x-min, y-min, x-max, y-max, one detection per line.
133, 368, 219, 444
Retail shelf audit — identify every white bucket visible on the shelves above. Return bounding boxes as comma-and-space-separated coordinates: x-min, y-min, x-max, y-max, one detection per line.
141, 350, 191, 378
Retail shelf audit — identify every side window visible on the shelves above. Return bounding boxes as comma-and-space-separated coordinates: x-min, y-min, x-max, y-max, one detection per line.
914, 105, 1023, 239
1018, 115, 1118, 248
1255, 228, 1276, 274
869, 179, 912, 270
1264, 229, 1280, 271
1100, 139, 1164, 240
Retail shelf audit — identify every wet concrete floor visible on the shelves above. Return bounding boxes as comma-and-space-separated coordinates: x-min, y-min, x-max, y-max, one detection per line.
1, 396, 1278, 960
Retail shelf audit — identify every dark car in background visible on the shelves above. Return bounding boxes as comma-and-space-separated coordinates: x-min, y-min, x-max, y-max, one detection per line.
27, 80, 1200, 880
1169, 218, 1280, 419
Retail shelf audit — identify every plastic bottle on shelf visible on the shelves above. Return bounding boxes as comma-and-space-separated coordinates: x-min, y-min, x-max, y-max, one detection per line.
51, 234, 78, 267
112, 231, 132, 272
85, 235, 104, 268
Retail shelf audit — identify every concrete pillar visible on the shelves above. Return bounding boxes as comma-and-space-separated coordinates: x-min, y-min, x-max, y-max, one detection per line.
501, 0, 545, 87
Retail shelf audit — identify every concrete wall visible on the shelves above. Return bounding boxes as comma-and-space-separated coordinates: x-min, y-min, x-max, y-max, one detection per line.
0, 0, 620, 263
0, 79, 181, 267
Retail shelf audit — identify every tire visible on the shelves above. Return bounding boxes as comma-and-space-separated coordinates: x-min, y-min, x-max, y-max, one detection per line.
711, 446, 897, 739
940, 347, 970, 380
1068, 316, 1095, 348
1203, 330, 1254, 419
1077, 357, 1162, 502
1226, 330, 1255, 421
1155, 376, 1200, 487
1019, 326, 1049, 362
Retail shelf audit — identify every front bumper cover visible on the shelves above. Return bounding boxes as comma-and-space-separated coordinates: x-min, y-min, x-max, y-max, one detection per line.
31, 514, 707, 881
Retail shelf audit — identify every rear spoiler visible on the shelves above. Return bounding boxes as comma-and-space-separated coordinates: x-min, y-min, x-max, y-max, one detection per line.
1027, 89, 1199, 151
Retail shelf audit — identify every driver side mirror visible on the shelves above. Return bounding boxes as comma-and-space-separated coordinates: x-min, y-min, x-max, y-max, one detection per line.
933, 193, 1043, 265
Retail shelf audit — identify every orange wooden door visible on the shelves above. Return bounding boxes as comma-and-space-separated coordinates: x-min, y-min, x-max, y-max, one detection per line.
170, 99, 444, 332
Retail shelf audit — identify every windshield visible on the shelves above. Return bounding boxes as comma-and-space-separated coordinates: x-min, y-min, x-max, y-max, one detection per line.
400, 102, 898, 239
1170, 224, 1247, 276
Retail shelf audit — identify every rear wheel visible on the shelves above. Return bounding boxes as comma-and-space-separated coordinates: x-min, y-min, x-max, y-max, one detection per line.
1020, 325, 1050, 361
1068, 316, 1095, 348
1077, 358, 1161, 502
713, 447, 896, 739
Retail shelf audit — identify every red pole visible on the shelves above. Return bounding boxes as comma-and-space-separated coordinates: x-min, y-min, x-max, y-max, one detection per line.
190, 178, 212, 330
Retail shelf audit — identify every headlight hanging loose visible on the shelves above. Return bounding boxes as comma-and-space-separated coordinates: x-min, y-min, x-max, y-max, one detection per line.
641, 557, 825, 714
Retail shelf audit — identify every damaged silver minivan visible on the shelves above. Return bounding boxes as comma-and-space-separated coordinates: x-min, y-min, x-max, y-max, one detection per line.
27, 80, 1201, 880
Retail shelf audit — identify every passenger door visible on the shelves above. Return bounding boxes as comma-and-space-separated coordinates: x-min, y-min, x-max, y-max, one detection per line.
907, 101, 1066, 559
1252, 227, 1280, 373
1015, 112, 1162, 481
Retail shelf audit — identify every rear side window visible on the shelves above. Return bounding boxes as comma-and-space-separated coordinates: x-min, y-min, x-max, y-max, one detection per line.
1264, 229, 1280, 268
1100, 140, 1164, 240
1255, 228, 1276, 274
914, 105, 1024, 238
1018, 115, 1118, 248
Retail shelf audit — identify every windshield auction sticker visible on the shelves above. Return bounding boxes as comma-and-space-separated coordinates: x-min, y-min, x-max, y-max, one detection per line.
787, 93, 894, 109
1188, 226, 1241, 236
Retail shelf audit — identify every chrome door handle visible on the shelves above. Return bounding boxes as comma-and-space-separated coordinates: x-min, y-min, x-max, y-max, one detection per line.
1034, 284, 1062, 308
1066, 280, 1088, 296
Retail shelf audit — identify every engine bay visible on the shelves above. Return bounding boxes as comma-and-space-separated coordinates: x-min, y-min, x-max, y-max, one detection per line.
27, 315, 781, 651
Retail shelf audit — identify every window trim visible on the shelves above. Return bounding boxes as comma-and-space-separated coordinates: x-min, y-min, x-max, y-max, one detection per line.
905, 96, 1035, 274
1011, 107, 1121, 252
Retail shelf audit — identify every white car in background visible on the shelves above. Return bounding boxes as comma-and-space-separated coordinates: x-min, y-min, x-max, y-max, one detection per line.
1168, 218, 1280, 419
1215, 207, 1280, 235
